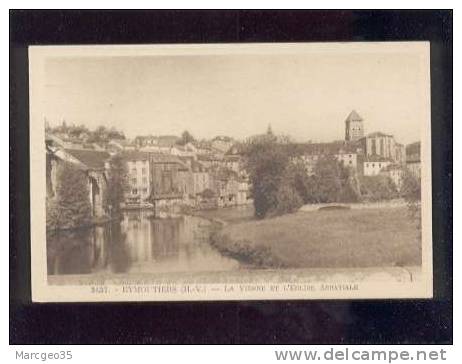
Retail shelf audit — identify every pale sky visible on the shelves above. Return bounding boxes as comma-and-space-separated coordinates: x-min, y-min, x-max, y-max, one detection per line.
43, 48, 427, 144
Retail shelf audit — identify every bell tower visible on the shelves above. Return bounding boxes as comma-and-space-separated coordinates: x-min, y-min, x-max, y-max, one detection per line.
345, 110, 364, 141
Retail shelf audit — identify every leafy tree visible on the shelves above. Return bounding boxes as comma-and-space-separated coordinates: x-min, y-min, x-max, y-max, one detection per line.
50, 162, 92, 230
401, 170, 421, 238
105, 154, 128, 218
359, 175, 399, 201
243, 133, 299, 218
290, 155, 360, 204
274, 182, 303, 215
312, 155, 345, 202
177, 130, 196, 145
401, 171, 421, 203
107, 127, 126, 140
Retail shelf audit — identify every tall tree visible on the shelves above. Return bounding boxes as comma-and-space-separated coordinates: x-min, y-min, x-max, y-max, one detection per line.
50, 162, 92, 230
105, 154, 128, 218
243, 134, 299, 218
177, 130, 196, 145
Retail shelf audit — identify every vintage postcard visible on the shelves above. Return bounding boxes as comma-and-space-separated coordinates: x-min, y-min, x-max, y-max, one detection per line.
29, 42, 432, 302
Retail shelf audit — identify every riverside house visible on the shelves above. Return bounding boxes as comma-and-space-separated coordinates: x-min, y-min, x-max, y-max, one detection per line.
122, 151, 152, 206
46, 138, 111, 218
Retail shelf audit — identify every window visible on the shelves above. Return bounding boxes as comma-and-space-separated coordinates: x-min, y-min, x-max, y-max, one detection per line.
131, 178, 137, 185
372, 164, 375, 168
349, 161, 352, 165
143, 177, 147, 184
131, 168, 136, 174
132, 189, 138, 195
142, 167, 146, 175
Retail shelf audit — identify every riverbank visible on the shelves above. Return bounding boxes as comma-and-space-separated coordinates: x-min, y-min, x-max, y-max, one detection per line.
210, 206, 421, 269
191, 205, 255, 225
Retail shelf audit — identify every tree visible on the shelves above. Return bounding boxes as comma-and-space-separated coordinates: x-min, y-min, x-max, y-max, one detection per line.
49, 162, 92, 230
177, 130, 196, 145
105, 154, 128, 218
243, 134, 298, 218
359, 175, 398, 202
401, 170, 421, 219
274, 182, 303, 215
107, 127, 126, 140
290, 155, 360, 204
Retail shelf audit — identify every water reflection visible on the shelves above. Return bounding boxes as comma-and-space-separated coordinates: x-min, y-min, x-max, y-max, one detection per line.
47, 211, 239, 275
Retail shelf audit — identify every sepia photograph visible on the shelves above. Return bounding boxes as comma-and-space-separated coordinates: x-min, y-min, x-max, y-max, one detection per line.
29, 42, 432, 302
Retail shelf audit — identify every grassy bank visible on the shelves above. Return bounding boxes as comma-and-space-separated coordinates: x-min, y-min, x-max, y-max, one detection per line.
210, 207, 421, 269
193, 205, 255, 225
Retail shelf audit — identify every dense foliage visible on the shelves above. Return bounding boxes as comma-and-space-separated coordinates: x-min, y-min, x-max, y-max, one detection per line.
244, 132, 367, 218
105, 154, 129, 217
400, 171, 422, 241
244, 134, 287, 218
46, 162, 92, 230
359, 175, 399, 201
46, 121, 126, 143
298, 155, 361, 204
177, 130, 196, 145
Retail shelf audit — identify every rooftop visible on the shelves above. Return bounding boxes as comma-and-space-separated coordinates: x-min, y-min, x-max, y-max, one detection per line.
121, 150, 151, 161
135, 135, 180, 147
345, 110, 363, 122
292, 141, 360, 155
365, 131, 393, 138
64, 148, 111, 170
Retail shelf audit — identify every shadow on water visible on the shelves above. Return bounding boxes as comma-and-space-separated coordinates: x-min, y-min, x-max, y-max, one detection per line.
47, 210, 240, 276
47, 220, 131, 275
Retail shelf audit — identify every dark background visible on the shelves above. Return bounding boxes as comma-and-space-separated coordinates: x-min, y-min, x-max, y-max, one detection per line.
10, 10, 452, 344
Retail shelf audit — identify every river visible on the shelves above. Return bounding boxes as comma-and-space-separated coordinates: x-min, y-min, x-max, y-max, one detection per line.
47, 210, 240, 276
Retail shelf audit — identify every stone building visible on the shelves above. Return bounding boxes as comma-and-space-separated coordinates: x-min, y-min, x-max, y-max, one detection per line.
46, 141, 111, 218
358, 132, 405, 164
177, 157, 212, 203
121, 151, 151, 204
380, 164, 405, 190
363, 156, 392, 176
62, 148, 111, 218
294, 141, 361, 175
345, 110, 365, 141
149, 153, 187, 198
406, 141, 421, 179
134, 135, 179, 148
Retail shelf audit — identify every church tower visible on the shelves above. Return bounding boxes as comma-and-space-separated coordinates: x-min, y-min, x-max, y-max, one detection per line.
345, 110, 364, 141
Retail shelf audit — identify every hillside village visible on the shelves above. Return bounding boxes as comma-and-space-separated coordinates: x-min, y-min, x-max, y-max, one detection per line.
45, 110, 421, 224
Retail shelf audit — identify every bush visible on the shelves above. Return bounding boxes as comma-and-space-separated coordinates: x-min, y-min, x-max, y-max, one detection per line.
401, 171, 421, 241
209, 232, 287, 268
273, 182, 303, 216
359, 175, 399, 201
